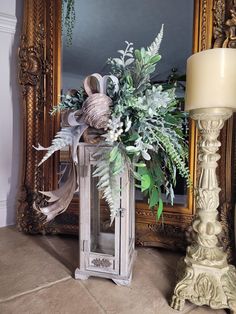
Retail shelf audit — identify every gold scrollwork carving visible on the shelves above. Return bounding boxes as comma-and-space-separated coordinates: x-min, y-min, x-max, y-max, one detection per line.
213, 0, 226, 47
19, 37, 43, 87
213, 0, 236, 48
17, 0, 61, 233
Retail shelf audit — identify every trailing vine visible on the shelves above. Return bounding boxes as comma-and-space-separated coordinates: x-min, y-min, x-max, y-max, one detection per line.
62, 0, 76, 46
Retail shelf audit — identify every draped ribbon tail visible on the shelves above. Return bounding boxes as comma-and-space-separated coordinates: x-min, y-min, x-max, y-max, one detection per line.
38, 165, 75, 202
71, 124, 89, 164
36, 163, 77, 222
67, 109, 84, 126
58, 164, 68, 184
75, 165, 80, 193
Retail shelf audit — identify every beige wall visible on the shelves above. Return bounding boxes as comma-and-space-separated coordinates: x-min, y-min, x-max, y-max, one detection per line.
0, 0, 23, 227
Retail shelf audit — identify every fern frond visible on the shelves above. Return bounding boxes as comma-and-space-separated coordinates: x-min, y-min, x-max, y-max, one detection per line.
93, 146, 124, 223
35, 125, 87, 166
147, 24, 164, 56
158, 132, 190, 185
35, 127, 76, 166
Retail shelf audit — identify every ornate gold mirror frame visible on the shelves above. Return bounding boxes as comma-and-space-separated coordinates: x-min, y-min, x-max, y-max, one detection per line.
18, 0, 236, 260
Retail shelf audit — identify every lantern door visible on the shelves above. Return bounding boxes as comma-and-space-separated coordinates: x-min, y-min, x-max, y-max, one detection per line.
79, 145, 120, 276
119, 169, 136, 278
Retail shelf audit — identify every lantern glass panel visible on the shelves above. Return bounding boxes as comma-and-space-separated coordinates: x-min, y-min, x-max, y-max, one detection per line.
90, 165, 115, 256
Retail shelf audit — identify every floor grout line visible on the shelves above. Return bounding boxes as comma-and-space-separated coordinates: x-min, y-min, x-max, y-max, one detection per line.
146, 248, 183, 269
78, 280, 108, 314
0, 276, 71, 303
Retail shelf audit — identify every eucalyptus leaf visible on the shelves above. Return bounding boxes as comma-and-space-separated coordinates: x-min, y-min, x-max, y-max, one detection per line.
141, 150, 151, 160
149, 55, 161, 64
125, 58, 134, 66
141, 174, 151, 192
157, 198, 163, 220
134, 49, 141, 61
126, 133, 139, 142
134, 162, 146, 168
113, 58, 123, 66
126, 146, 140, 153
126, 53, 134, 58
149, 187, 159, 208
137, 166, 149, 176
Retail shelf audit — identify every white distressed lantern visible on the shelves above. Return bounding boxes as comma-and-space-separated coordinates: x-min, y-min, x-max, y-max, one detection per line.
75, 144, 136, 286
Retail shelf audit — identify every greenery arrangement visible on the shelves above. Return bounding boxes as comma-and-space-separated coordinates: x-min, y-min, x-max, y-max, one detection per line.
37, 26, 190, 223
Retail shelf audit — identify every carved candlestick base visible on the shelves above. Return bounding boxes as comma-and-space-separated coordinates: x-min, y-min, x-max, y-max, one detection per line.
170, 108, 236, 313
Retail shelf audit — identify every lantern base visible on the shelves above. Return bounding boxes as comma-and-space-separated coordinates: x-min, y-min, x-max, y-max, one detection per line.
74, 268, 133, 286
74, 269, 90, 281
74, 250, 137, 286
112, 272, 132, 286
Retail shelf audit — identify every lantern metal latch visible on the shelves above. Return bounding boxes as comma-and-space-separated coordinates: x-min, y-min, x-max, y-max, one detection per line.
117, 208, 126, 217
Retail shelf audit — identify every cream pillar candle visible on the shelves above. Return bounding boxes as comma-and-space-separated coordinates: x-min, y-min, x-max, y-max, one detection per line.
185, 48, 236, 111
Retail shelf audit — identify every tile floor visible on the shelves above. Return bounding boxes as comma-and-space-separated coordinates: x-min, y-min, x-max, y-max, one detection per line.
0, 226, 227, 314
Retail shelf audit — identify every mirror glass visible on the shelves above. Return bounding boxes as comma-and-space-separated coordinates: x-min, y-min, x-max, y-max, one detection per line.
60, 0, 194, 207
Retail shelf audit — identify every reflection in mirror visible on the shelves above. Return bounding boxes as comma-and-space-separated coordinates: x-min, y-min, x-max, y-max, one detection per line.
60, 0, 194, 208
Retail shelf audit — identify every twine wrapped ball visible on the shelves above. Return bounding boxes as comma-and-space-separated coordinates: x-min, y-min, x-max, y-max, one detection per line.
82, 93, 112, 129
82, 73, 118, 130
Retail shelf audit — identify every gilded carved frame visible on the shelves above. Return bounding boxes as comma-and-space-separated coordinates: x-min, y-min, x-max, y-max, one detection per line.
18, 0, 236, 260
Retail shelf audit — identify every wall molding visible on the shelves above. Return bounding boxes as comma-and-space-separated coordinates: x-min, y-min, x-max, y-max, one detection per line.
0, 199, 7, 210
0, 12, 17, 34
0, 199, 16, 227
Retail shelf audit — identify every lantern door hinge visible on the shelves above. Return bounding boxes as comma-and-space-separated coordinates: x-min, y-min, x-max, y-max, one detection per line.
79, 165, 89, 177
82, 240, 89, 252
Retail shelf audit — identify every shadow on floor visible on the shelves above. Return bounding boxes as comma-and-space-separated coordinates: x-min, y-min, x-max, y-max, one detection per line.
30, 233, 78, 275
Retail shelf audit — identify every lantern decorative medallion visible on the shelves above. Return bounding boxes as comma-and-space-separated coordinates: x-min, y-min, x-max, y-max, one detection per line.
75, 144, 136, 286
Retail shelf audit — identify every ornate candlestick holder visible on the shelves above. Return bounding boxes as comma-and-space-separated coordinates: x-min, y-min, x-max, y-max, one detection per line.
170, 48, 236, 312
171, 108, 236, 312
